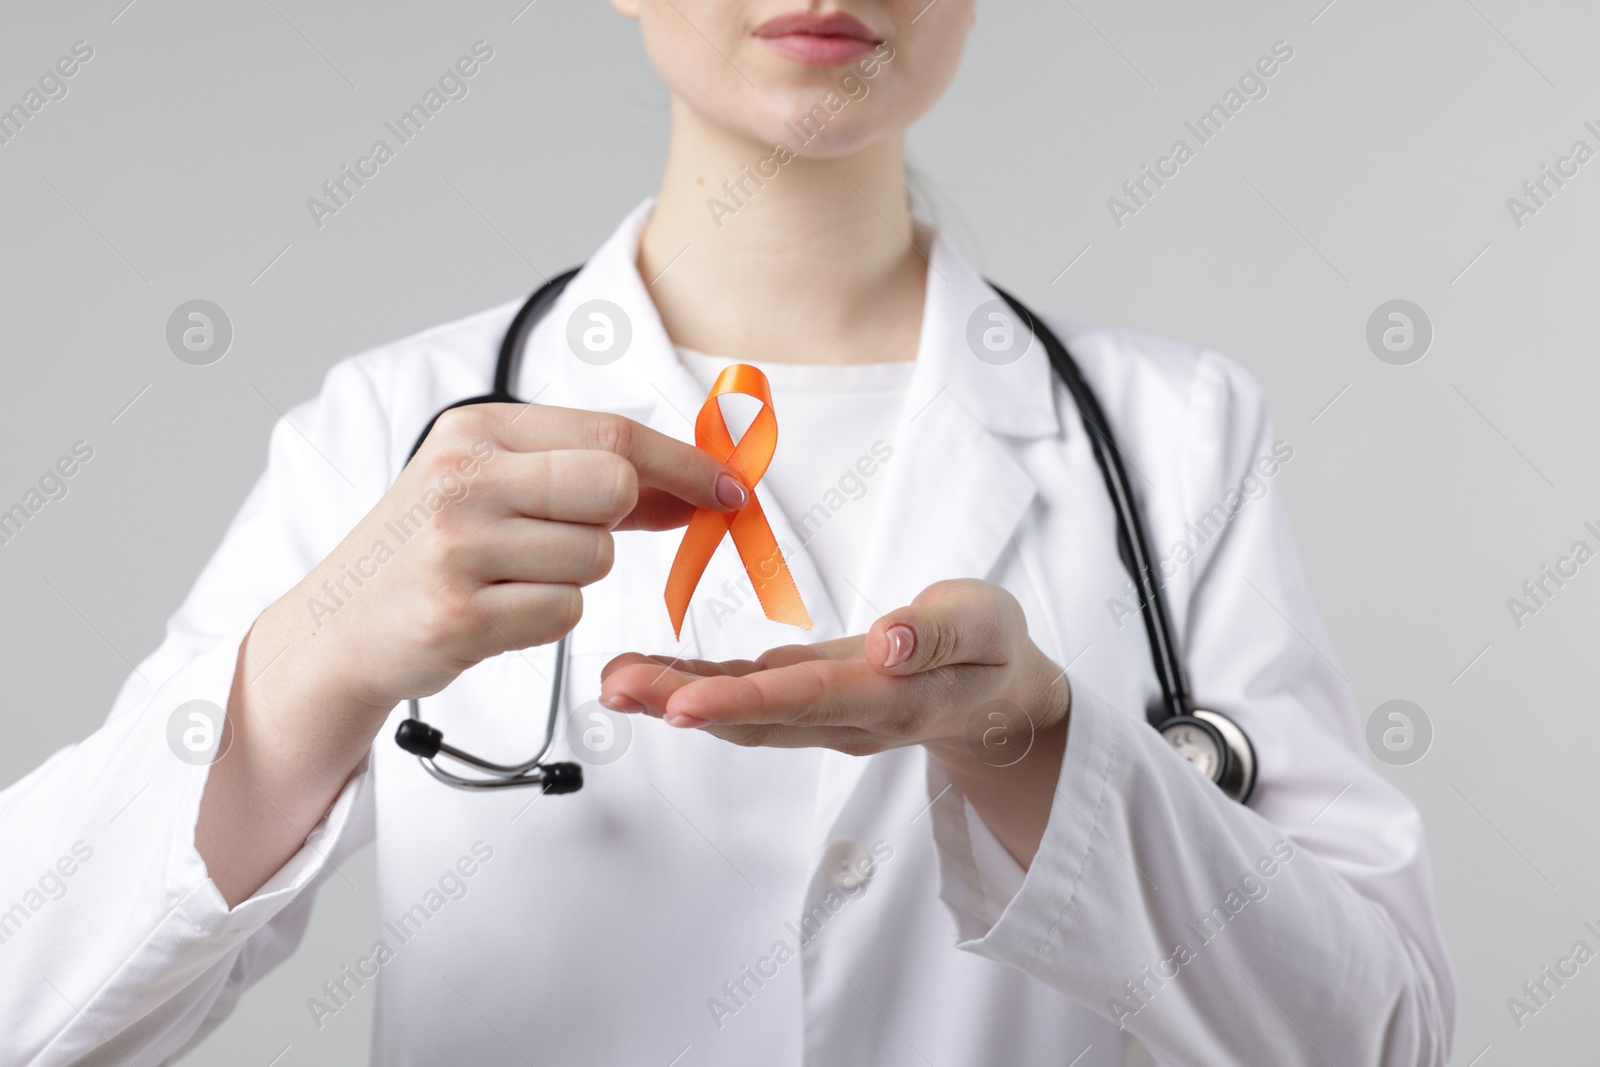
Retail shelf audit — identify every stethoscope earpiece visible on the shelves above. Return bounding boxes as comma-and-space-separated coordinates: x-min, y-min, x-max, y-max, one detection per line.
394, 718, 444, 759
397, 694, 585, 794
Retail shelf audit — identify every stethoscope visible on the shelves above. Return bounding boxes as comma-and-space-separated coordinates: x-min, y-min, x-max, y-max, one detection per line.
393, 268, 1257, 804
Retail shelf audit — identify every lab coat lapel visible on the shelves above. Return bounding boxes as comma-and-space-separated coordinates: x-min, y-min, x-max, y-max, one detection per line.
524, 198, 691, 418
845, 231, 1058, 633
809, 405, 1043, 848
843, 399, 1040, 631
813, 234, 1061, 842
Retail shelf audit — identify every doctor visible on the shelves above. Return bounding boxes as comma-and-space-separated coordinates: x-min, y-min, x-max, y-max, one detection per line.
0, 1, 1454, 1065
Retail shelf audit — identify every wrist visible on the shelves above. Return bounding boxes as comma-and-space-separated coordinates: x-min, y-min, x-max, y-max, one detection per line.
201, 617, 368, 908
242, 588, 396, 748
921, 662, 1070, 869
925, 657, 1071, 781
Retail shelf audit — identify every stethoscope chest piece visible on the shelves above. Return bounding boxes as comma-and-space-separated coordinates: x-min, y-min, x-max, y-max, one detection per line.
1157, 710, 1256, 804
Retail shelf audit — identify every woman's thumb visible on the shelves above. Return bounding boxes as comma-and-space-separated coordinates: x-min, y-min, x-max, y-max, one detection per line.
868, 579, 1012, 675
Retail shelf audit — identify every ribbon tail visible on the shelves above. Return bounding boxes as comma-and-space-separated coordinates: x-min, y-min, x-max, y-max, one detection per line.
664, 508, 732, 640
729, 498, 813, 631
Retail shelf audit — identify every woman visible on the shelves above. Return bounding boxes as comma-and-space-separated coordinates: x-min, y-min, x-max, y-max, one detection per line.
0, 1, 1453, 1064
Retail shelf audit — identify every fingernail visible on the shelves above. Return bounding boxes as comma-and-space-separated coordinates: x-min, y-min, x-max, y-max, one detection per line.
601, 694, 644, 713
883, 625, 915, 668
666, 712, 709, 729
715, 473, 749, 510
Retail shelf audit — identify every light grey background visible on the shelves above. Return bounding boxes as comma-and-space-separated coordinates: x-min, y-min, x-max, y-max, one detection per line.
2, 0, 1596, 1063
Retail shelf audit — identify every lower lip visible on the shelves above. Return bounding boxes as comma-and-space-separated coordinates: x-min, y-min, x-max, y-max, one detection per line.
759, 33, 876, 66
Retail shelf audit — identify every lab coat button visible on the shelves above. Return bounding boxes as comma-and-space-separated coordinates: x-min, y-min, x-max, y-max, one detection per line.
822, 839, 872, 891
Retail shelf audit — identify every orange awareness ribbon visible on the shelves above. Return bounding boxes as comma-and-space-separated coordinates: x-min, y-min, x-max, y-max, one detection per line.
664, 364, 812, 640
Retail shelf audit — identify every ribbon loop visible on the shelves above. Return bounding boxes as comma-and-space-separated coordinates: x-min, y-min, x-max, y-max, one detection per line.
664, 364, 812, 639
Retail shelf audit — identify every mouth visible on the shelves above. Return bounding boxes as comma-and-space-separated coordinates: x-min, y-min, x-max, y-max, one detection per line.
753, 11, 882, 66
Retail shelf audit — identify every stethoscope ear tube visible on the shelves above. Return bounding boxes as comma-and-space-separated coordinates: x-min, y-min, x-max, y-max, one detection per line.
394, 628, 583, 792
392, 271, 590, 792
988, 285, 1191, 725
989, 284, 1254, 804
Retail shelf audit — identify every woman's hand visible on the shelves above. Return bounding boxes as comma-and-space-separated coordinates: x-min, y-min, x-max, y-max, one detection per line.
298, 404, 748, 715
599, 579, 1071, 865
201, 403, 746, 906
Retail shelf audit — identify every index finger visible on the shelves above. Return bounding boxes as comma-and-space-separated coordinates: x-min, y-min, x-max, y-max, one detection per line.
484, 403, 749, 513
659, 659, 895, 729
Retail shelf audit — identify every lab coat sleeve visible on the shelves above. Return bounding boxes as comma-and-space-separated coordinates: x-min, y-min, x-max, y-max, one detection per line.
924, 350, 1455, 1066
0, 355, 395, 1065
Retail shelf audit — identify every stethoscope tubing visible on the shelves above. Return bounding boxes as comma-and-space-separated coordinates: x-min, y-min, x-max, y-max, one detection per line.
990, 285, 1192, 727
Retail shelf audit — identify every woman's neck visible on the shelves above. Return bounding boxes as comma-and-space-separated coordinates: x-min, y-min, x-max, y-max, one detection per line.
639, 97, 927, 365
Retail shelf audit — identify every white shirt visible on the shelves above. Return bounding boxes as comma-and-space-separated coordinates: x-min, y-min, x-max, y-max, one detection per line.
676, 347, 913, 624
0, 199, 1455, 1066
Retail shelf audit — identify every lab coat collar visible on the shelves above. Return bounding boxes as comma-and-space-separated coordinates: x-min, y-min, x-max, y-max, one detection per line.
521, 198, 1062, 445
905, 229, 1061, 441
522, 198, 707, 426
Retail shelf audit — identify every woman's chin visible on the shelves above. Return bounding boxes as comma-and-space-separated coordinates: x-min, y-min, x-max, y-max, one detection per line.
739, 106, 892, 160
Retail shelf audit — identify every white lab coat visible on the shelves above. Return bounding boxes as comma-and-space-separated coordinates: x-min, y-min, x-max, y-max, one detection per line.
0, 201, 1454, 1066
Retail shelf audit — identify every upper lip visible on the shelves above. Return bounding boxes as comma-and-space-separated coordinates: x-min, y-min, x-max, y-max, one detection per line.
753, 11, 880, 42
